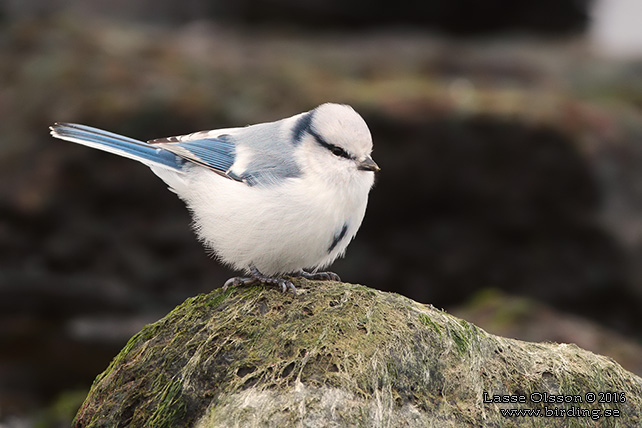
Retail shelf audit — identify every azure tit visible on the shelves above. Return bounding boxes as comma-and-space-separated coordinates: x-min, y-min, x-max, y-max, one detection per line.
50, 103, 379, 293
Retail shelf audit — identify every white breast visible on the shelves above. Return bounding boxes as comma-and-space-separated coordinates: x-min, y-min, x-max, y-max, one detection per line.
175, 164, 373, 276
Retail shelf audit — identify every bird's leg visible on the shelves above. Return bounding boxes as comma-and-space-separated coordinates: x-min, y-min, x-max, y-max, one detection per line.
290, 270, 341, 282
223, 266, 296, 294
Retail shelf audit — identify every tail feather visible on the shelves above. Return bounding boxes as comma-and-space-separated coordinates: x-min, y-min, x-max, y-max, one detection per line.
50, 123, 184, 172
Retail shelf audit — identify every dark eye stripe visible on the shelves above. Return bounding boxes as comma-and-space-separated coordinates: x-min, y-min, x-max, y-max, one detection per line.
292, 112, 313, 144
309, 128, 353, 160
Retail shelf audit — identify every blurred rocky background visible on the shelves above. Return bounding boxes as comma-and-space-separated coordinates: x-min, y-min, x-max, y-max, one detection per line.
2, 0, 642, 426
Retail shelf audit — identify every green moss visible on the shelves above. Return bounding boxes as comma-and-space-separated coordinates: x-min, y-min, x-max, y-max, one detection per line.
74, 280, 642, 427
450, 327, 469, 355
91, 321, 162, 387
205, 286, 234, 308
147, 379, 187, 427
446, 319, 479, 356
418, 313, 443, 336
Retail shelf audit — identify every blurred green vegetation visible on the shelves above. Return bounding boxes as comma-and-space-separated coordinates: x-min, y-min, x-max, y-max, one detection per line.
2, 15, 641, 163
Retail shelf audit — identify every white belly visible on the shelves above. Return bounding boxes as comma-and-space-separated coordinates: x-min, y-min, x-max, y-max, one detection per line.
177, 166, 372, 275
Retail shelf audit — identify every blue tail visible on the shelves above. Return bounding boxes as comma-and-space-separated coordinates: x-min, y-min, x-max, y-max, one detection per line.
50, 123, 184, 171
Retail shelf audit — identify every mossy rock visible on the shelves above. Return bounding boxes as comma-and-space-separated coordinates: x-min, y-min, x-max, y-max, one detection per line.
74, 280, 642, 427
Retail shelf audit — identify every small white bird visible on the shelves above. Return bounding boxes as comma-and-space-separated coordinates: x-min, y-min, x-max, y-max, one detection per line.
50, 103, 379, 293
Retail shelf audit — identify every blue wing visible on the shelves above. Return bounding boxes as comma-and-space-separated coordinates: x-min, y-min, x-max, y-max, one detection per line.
150, 135, 237, 179
51, 122, 304, 186
51, 123, 241, 181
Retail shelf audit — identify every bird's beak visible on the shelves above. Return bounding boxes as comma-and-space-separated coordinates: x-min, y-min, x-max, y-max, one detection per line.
357, 156, 380, 172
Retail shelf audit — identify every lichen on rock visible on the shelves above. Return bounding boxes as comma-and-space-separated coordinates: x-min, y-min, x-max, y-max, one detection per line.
74, 280, 642, 427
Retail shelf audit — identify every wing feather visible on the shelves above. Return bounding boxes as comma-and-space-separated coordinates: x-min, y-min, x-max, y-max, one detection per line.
151, 135, 239, 181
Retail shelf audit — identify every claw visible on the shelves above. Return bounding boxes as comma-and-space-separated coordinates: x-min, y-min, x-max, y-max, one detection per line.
223, 266, 297, 295
281, 279, 296, 294
223, 275, 258, 291
291, 270, 341, 282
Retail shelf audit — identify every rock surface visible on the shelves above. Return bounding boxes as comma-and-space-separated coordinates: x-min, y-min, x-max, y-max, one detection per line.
74, 280, 642, 427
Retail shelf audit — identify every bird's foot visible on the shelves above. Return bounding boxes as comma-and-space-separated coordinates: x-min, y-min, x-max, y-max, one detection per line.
223, 266, 296, 294
291, 270, 341, 282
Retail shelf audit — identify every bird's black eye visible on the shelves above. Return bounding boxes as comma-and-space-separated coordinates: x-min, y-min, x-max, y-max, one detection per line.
309, 127, 352, 159
330, 145, 349, 158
